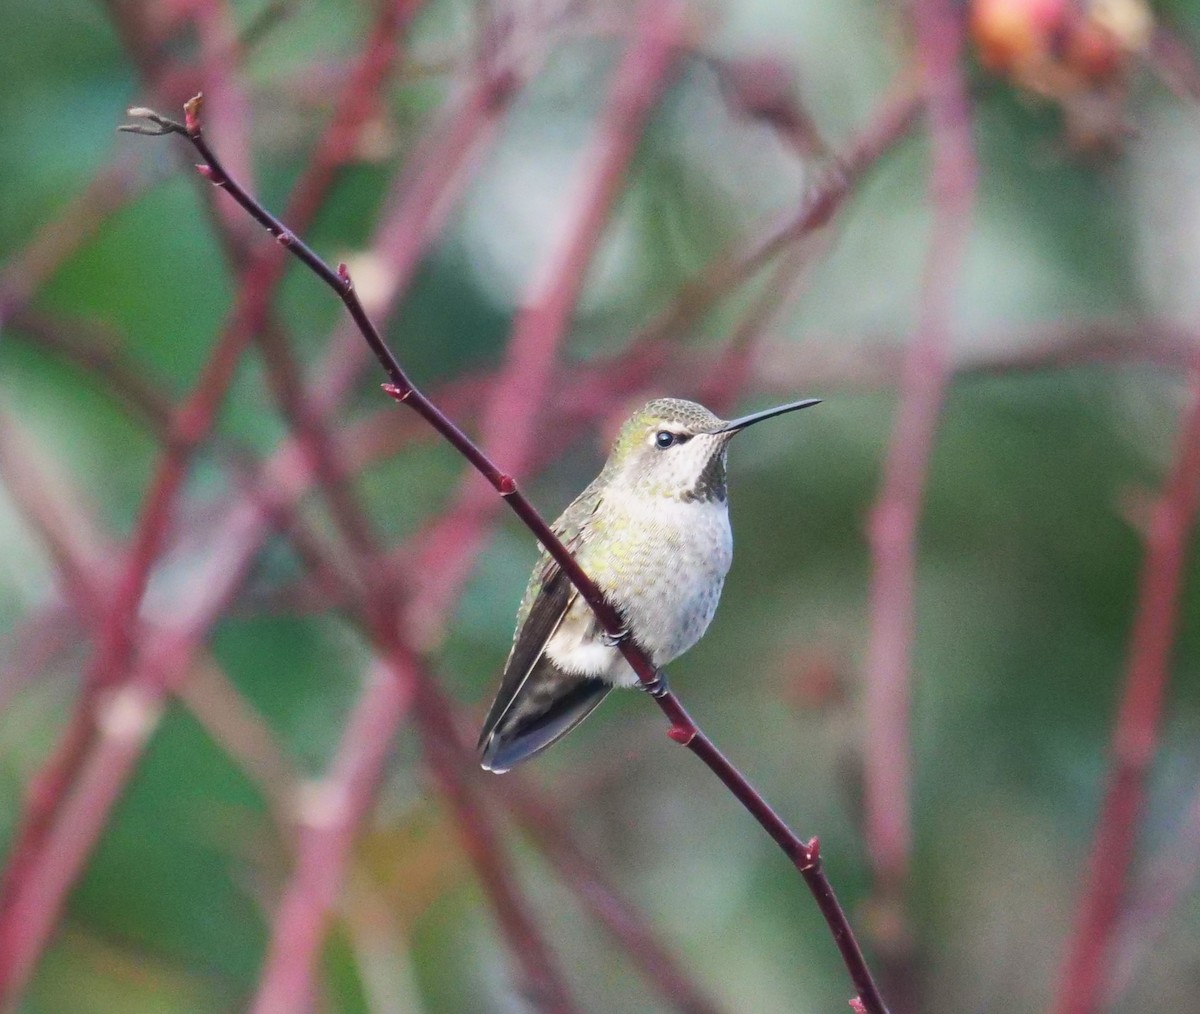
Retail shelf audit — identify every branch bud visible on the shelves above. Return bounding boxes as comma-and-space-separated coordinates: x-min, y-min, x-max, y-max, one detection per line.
183, 93, 204, 135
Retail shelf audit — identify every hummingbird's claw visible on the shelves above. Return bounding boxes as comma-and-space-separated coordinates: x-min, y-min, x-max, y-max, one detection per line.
600, 625, 630, 648
639, 670, 670, 698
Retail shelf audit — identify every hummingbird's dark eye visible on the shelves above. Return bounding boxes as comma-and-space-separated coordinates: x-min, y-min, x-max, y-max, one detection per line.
655, 430, 676, 449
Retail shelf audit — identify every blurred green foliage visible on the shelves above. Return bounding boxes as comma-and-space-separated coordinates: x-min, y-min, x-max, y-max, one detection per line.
3, 0, 1200, 1012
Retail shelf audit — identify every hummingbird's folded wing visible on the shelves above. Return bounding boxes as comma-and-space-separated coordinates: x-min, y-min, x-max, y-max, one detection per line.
478, 557, 575, 744
477, 661, 610, 772
477, 536, 611, 771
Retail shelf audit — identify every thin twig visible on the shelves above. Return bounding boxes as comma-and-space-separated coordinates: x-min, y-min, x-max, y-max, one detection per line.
223, 19, 584, 1003
133, 92, 890, 1014
628, 81, 921, 357
251, 8, 701, 1005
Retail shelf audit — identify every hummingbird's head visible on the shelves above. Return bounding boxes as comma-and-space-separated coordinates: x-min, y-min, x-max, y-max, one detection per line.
604, 396, 820, 502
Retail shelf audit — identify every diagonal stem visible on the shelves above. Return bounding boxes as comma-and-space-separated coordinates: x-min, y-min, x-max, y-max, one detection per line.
0, 0, 420, 990
10, 302, 727, 1011
132, 89, 892, 1014
408, 0, 689, 640
1051, 352, 1200, 1013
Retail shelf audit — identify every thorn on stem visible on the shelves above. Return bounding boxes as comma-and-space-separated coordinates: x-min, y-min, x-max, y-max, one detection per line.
337, 262, 352, 291
380, 382, 411, 403
667, 725, 694, 746
799, 836, 821, 871
276, 230, 295, 248
849, 998, 867, 1013
195, 164, 216, 182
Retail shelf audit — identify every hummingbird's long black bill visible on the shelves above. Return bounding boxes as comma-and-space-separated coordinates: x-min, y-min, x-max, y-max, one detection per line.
715, 397, 821, 434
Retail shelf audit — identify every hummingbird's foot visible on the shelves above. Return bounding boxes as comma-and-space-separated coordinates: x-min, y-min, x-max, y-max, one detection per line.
600, 625, 630, 648
638, 670, 670, 698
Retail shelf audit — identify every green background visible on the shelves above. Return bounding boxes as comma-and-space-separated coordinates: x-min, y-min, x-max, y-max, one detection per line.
3, 0, 1200, 1010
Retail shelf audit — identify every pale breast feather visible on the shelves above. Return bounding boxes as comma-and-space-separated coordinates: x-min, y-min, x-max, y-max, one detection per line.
595, 491, 733, 670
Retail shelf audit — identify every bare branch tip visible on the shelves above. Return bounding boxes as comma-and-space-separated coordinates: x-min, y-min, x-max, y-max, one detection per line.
118, 106, 184, 137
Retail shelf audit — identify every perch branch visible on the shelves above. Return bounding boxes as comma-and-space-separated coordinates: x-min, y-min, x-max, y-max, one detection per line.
126, 91, 889, 1014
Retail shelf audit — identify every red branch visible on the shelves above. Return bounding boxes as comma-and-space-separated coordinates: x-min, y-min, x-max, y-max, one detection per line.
406, 677, 580, 1013
628, 83, 921, 358
8, 298, 726, 1009
247, 664, 415, 1014
1106, 768, 1200, 1004
861, 0, 976, 985
129, 91, 891, 1014
235, 17, 586, 999
0, 26, 522, 993
0, 244, 269, 945
258, 7, 696, 1003
244, 386, 581, 1014
308, 44, 524, 413
1051, 358, 1200, 1012
409, 0, 689, 641
0, 0, 417, 992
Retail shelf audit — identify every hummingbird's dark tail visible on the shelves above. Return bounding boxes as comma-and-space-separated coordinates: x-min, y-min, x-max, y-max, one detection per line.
478, 663, 610, 773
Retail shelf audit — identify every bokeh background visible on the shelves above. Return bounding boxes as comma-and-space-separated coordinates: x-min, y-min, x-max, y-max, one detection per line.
3, 0, 1200, 1011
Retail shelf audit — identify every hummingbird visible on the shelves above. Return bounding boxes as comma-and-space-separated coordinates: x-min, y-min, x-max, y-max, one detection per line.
477, 396, 820, 773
